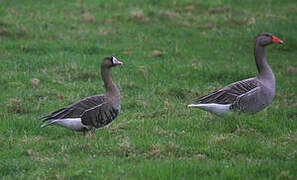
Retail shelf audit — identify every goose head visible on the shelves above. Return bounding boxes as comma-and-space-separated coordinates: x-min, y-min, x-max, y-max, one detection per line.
102, 56, 123, 68
256, 33, 283, 46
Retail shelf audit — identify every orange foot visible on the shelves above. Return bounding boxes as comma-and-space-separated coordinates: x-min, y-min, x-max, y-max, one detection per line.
90, 132, 94, 139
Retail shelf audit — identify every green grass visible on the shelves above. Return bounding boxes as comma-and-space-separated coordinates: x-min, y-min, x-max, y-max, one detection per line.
1, 0, 297, 179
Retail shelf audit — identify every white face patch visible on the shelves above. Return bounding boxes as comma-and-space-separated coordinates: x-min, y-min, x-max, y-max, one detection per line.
112, 56, 118, 65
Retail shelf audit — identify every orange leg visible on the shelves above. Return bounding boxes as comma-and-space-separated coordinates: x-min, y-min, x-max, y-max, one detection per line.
90, 132, 94, 139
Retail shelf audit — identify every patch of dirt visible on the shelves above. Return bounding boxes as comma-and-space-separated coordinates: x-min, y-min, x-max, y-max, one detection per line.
184, 5, 196, 13
208, 6, 230, 14
287, 66, 297, 75
138, 66, 148, 77
147, 144, 161, 158
123, 50, 133, 55
21, 27, 27, 35
162, 11, 180, 19
30, 78, 40, 88
164, 142, 183, 154
200, 22, 213, 29
195, 154, 207, 159
0, 29, 7, 36
58, 93, 63, 101
104, 19, 113, 23
98, 28, 109, 35
247, 17, 256, 26
7, 98, 29, 114
129, 9, 149, 23
27, 149, 34, 157
83, 12, 96, 23
152, 50, 164, 57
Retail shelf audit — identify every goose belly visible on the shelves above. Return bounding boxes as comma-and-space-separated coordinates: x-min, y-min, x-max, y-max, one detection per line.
55, 118, 89, 131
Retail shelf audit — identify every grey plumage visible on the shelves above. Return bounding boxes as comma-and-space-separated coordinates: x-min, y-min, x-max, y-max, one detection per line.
193, 77, 271, 113
189, 33, 283, 115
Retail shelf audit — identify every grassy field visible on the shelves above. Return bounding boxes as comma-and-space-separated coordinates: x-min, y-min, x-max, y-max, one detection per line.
1, 0, 297, 179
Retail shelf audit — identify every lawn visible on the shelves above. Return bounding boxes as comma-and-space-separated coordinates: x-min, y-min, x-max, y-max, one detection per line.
0, 0, 296, 179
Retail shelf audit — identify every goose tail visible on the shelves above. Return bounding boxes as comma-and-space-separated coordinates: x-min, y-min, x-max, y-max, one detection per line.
187, 103, 231, 115
41, 119, 57, 128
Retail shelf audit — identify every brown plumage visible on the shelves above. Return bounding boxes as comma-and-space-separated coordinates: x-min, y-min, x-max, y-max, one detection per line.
40, 56, 123, 138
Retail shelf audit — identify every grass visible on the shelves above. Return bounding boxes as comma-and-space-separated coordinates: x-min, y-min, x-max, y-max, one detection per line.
0, 0, 296, 179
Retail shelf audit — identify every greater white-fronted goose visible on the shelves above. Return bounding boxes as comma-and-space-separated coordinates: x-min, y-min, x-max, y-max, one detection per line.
40, 56, 123, 138
188, 33, 283, 115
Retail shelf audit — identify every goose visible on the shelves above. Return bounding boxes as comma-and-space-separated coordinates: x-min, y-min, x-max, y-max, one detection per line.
188, 33, 283, 115
40, 56, 123, 138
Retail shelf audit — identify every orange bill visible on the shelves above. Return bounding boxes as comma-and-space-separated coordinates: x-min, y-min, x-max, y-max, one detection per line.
272, 36, 283, 44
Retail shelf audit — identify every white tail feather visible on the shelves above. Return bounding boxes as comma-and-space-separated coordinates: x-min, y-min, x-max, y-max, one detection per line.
41, 118, 88, 131
187, 103, 231, 115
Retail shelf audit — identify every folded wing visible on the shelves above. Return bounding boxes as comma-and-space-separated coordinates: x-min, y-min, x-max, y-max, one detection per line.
193, 78, 260, 105
81, 102, 119, 128
39, 95, 106, 122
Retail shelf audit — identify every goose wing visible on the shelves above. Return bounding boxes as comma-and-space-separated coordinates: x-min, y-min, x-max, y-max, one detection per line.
193, 78, 260, 104
231, 86, 262, 112
39, 95, 106, 121
81, 102, 119, 128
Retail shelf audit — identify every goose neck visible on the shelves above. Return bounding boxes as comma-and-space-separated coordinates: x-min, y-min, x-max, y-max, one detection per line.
101, 66, 119, 96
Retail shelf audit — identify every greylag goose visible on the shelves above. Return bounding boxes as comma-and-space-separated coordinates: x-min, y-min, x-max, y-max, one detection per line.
40, 56, 122, 138
188, 33, 283, 115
